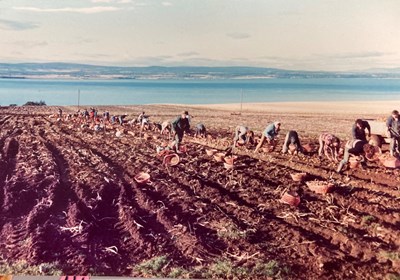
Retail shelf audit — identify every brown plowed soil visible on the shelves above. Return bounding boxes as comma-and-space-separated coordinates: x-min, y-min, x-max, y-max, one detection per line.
0, 105, 399, 279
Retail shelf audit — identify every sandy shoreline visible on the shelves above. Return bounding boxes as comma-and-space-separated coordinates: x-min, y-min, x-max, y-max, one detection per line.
3, 99, 395, 139
34, 99, 399, 116
187, 100, 399, 115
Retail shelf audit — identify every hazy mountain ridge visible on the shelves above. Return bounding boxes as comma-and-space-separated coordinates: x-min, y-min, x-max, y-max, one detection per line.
0, 63, 398, 80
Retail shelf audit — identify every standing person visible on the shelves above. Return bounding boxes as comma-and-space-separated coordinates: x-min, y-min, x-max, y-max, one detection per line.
103, 111, 110, 123
89, 108, 95, 122
337, 139, 369, 173
171, 111, 190, 153
84, 109, 89, 120
318, 133, 340, 162
255, 122, 281, 153
282, 130, 303, 154
233, 125, 254, 147
386, 110, 400, 156
195, 123, 207, 138
58, 108, 63, 119
352, 119, 371, 141
137, 111, 145, 124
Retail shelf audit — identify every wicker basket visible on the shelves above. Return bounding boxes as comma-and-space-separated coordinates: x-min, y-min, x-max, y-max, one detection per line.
143, 133, 151, 140
206, 149, 218, 156
157, 149, 171, 157
179, 145, 188, 153
365, 146, 382, 162
224, 162, 234, 170
280, 191, 300, 206
219, 139, 231, 147
134, 172, 150, 184
290, 172, 307, 182
288, 144, 297, 153
236, 139, 245, 147
262, 145, 275, 153
306, 181, 334, 194
349, 156, 363, 169
213, 153, 225, 162
368, 134, 382, 148
382, 156, 400, 168
379, 154, 390, 165
163, 154, 180, 166
302, 143, 315, 153
224, 155, 238, 165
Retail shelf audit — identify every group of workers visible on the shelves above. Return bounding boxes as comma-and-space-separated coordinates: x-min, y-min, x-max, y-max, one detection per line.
336, 110, 400, 172
226, 110, 400, 173
130, 109, 400, 172
61, 107, 129, 127
57, 107, 400, 172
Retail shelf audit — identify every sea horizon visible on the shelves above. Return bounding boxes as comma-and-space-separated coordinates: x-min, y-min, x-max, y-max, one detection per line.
1, 77, 400, 106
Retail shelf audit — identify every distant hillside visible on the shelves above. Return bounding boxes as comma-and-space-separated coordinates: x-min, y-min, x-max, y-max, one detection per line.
0, 62, 399, 80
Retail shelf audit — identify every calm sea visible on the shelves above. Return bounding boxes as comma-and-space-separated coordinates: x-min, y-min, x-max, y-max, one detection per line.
0, 78, 399, 106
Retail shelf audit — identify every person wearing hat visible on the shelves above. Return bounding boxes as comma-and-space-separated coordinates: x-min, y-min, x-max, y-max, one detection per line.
386, 110, 400, 156
255, 121, 281, 153
171, 111, 190, 153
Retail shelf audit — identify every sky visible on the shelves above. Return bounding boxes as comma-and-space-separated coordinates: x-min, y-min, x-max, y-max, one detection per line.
0, 0, 400, 71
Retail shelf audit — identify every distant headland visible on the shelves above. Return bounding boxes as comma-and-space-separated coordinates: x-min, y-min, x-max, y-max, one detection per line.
1, 62, 400, 80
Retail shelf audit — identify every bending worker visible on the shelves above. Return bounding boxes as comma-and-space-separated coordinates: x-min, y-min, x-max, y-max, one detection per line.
337, 139, 370, 173
195, 123, 207, 138
282, 130, 303, 154
318, 133, 340, 162
233, 125, 254, 147
255, 121, 281, 153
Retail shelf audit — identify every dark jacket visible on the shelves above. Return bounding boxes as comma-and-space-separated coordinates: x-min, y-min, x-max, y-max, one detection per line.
172, 116, 190, 133
387, 116, 400, 137
352, 120, 370, 141
346, 139, 367, 155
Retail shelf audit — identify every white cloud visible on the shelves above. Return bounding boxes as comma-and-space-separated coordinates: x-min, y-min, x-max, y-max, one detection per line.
177, 52, 200, 57
13, 40, 48, 48
0, 19, 39, 30
226, 32, 250, 39
91, 0, 113, 3
162, 2, 172, 7
91, 0, 132, 3
318, 52, 388, 59
13, 6, 121, 14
